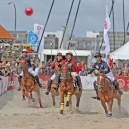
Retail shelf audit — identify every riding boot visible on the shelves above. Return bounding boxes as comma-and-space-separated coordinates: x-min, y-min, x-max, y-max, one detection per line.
92, 81, 100, 100
35, 76, 42, 88
45, 79, 52, 95
18, 76, 22, 91
112, 80, 123, 95
76, 76, 82, 91
53, 74, 60, 91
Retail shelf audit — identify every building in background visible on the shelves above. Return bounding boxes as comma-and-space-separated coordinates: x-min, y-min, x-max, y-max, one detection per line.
8, 30, 129, 66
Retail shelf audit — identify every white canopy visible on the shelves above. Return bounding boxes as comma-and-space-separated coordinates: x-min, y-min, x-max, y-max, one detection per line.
110, 41, 129, 60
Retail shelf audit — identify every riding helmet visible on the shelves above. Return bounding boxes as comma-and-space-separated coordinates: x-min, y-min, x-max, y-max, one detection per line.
94, 52, 102, 57
66, 51, 73, 56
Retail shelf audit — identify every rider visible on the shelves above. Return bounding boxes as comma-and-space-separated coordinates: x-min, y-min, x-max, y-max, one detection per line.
53, 51, 82, 91
19, 49, 42, 88
45, 52, 63, 95
88, 52, 123, 100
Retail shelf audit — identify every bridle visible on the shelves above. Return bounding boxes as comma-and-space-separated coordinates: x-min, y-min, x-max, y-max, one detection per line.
97, 75, 112, 102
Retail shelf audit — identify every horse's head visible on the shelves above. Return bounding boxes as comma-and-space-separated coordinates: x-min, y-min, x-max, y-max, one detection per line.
61, 64, 69, 79
97, 71, 105, 90
19, 58, 27, 71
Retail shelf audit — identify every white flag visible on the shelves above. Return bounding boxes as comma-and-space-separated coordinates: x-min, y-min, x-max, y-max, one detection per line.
104, 4, 111, 56
34, 23, 44, 53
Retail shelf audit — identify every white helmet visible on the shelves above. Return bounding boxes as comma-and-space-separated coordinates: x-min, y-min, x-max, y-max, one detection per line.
22, 49, 28, 53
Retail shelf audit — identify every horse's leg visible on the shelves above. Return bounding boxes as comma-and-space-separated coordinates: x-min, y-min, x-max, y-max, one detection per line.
75, 93, 81, 110
66, 92, 71, 107
25, 91, 31, 104
116, 92, 122, 112
60, 92, 64, 114
69, 95, 72, 110
108, 99, 113, 117
36, 87, 42, 108
51, 91, 56, 107
100, 100, 108, 116
22, 90, 26, 100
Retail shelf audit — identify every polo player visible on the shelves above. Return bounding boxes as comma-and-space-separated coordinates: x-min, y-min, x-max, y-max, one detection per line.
45, 52, 63, 95
88, 52, 123, 100
19, 49, 42, 87
53, 51, 82, 91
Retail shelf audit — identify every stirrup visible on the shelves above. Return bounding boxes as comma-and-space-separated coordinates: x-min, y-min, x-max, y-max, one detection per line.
118, 90, 123, 95
45, 90, 49, 95
53, 86, 58, 91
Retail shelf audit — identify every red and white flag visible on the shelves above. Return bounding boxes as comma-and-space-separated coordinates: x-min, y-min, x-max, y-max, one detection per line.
104, 4, 111, 56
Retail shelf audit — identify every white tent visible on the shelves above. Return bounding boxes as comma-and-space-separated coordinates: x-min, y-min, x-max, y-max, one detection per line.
110, 41, 129, 60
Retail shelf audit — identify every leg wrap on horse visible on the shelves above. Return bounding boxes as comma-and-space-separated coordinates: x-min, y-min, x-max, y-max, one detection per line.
45, 79, 52, 95
76, 76, 82, 91
35, 76, 42, 88
112, 80, 123, 95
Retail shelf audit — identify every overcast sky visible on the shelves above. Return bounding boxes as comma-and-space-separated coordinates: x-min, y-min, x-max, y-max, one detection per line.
0, 0, 129, 36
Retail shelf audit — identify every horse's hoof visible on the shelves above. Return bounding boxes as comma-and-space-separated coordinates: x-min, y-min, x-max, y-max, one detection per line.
66, 101, 69, 107
31, 98, 35, 102
106, 112, 112, 117
76, 107, 79, 110
60, 110, 63, 114
22, 98, 26, 100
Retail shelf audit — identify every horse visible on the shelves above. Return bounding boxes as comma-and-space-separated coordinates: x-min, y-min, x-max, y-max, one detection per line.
19, 58, 42, 108
50, 63, 60, 107
59, 63, 82, 114
97, 71, 121, 117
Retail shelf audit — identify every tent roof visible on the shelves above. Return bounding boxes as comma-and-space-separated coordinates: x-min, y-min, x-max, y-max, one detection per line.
110, 41, 129, 60
0, 25, 14, 39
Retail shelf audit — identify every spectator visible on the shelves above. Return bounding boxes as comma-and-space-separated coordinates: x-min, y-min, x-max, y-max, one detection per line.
123, 64, 129, 76
117, 69, 123, 76
35, 63, 40, 76
40, 61, 47, 75
79, 66, 87, 76
111, 62, 118, 76
31, 61, 36, 71
46, 59, 52, 67
48, 65, 54, 76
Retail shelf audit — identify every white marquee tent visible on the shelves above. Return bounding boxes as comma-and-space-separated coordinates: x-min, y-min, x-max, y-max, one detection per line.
110, 41, 129, 60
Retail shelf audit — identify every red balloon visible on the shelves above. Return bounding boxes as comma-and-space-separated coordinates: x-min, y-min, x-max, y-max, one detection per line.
25, 7, 33, 16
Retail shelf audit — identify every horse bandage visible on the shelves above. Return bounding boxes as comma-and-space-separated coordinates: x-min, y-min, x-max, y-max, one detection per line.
61, 103, 64, 110
66, 92, 71, 101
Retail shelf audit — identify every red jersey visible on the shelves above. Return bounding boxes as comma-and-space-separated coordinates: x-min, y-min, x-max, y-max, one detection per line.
51, 59, 64, 70
62, 59, 78, 73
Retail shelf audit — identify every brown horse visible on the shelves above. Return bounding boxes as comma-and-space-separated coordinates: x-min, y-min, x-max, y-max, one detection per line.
59, 64, 82, 114
50, 64, 60, 107
19, 58, 42, 108
97, 71, 121, 117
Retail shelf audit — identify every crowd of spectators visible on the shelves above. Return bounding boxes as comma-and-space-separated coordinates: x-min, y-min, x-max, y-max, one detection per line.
0, 58, 129, 77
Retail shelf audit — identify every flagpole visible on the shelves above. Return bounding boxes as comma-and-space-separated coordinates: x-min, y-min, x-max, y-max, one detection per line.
36, 0, 55, 53
68, 0, 81, 49
122, 0, 126, 45
59, 0, 74, 50
112, 0, 115, 51
99, 0, 115, 52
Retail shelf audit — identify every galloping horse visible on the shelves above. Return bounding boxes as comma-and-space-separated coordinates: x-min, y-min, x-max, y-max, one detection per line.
19, 58, 42, 108
50, 63, 60, 107
97, 71, 121, 117
59, 64, 82, 114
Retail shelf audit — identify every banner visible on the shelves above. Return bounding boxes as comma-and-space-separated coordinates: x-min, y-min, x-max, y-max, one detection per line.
115, 76, 129, 91
0, 76, 128, 91
34, 23, 44, 53
39, 76, 51, 90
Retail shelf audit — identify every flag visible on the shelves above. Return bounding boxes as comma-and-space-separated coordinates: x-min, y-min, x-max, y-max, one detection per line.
109, 58, 113, 67
27, 30, 38, 44
34, 23, 44, 53
104, 4, 111, 56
